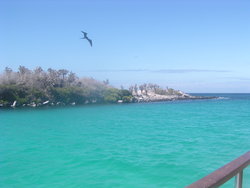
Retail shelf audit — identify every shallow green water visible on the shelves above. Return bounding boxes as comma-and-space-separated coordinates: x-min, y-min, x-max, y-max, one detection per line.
1, 94, 250, 187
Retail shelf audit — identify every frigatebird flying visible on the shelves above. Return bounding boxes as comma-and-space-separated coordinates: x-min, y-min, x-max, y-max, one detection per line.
81, 31, 92, 47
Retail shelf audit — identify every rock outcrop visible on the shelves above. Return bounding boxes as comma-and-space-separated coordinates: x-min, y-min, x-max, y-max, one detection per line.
129, 85, 216, 102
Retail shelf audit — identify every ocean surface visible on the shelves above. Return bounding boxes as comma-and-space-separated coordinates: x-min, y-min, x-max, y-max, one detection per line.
1, 94, 250, 188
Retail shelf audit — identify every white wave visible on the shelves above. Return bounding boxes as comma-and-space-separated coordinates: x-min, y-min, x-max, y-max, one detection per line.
216, 97, 230, 100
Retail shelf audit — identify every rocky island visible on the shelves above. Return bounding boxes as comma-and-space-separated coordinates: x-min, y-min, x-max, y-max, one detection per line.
0, 66, 216, 108
129, 84, 216, 103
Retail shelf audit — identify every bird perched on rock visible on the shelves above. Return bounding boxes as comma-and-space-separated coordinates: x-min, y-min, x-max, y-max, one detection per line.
81, 31, 92, 47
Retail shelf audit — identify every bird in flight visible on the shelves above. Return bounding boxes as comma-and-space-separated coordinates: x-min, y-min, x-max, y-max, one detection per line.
81, 31, 92, 47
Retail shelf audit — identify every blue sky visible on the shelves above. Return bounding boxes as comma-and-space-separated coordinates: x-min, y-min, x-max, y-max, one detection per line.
1, 0, 250, 92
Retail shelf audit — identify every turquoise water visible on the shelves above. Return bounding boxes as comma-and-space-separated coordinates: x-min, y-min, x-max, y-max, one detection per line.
1, 94, 250, 188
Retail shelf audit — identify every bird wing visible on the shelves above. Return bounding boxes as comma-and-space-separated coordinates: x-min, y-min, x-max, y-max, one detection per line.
86, 38, 92, 46
81, 31, 88, 38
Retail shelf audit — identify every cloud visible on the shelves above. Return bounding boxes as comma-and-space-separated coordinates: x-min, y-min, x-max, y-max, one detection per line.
84, 69, 230, 74
151, 69, 230, 73
226, 77, 250, 81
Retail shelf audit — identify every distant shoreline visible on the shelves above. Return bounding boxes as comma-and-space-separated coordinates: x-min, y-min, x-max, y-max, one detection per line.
0, 94, 218, 109
133, 96, 218, 103
0, 66, 218, 108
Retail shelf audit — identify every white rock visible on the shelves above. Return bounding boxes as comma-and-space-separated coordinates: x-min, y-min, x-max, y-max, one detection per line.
11, 101, 17, 107
43, 101, 49, 105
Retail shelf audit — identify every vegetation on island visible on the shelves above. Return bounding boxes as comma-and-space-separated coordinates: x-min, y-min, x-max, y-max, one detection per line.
0, 66, 133, 107
128, 83, 185, 96
0, 66, 205, 108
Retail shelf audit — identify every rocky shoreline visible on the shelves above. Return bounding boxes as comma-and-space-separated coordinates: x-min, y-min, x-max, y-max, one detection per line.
0, 93, 217, 108
132, 92, 217, 103
129, 85, 217, 103
0, 94, 217, 108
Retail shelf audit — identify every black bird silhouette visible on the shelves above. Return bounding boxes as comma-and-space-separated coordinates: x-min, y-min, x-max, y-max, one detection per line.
81, 31, 92, 47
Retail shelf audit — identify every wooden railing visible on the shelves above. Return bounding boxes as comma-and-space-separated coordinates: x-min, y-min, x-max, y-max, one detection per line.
186, 151, 250, 188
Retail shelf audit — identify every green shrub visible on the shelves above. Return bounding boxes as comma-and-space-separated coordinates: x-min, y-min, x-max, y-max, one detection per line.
122, 96, 132, 103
